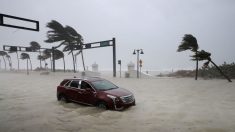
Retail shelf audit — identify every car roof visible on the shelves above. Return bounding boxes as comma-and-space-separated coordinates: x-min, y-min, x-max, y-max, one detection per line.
64, 77, 104, 82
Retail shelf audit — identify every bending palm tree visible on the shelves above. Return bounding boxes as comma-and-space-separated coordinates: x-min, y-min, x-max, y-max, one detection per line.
43, 49, 52, 71
30, 41, 41, 69
21, 53, 31, 75
178, 34, 199, 80
65, 26, 85, 71
0, 51, 7, 70
45, 20, 85, 73
192, 50, 232, 82
37, 55, 46, 69
54, 49, 66, 72
9, 46, 20, 70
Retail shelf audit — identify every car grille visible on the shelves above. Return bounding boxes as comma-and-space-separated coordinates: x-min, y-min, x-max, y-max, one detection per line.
120, 94, 134, 104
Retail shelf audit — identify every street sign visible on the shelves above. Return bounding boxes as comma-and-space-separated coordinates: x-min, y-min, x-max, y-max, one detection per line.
100, 41, 110, 47
139, 59, 143, 67
118, 60, 121, 65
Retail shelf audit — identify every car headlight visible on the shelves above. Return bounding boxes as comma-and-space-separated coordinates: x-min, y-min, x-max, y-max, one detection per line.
107, 94, 120, 102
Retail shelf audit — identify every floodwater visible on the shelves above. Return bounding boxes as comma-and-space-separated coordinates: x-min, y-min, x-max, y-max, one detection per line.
0, 72, 235, 132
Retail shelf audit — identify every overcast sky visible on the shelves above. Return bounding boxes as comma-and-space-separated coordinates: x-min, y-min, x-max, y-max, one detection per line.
1, 0, 235, 71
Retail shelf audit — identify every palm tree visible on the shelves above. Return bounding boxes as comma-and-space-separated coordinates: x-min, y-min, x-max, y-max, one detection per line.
6, 54, 12, 70
65, 26, 85, 71
9, 46, 20, 70
192, 50, 232, 82
178, 34, 199, 80
54, 49, 66, 72
45, 20, 85, 73
20, 53, 31, 75
43, 49, 52, 71
30, 41, 41, 69
37, 55, 47, 69
0, 51, 7, 70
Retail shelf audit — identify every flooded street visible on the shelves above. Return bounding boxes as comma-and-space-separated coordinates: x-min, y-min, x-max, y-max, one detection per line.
1, 72, 235, 132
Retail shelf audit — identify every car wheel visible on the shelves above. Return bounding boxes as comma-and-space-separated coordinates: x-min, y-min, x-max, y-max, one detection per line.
97, 102, 108, 110
58, 94, 69, 103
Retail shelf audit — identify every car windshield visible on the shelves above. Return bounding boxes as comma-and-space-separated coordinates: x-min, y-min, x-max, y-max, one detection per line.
91, 80, 118, 91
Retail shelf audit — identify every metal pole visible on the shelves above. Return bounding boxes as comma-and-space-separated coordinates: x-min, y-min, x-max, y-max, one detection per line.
137, 50, 139, 78
52, 47, 55, 72
112, 38, 116, 77
120, 63, 121, 78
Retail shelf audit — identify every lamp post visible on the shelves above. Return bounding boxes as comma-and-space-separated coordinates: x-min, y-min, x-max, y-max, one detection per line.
133, 49, 144, 78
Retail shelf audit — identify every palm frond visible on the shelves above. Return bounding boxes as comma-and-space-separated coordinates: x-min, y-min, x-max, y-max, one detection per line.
0, 51, 7, 56
20, 53, 30, 59
178, 34, 199, 52
30, 41, 41, 51
54, 50, 64, 60
191, 50, 211, 61
65, 26, 83, 44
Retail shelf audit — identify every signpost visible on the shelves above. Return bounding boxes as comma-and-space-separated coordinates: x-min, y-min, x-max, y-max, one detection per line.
3, 38, 117, 77
118, 60, 121, 78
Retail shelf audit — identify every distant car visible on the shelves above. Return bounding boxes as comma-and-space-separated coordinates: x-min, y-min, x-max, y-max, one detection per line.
57, 77, 135, 110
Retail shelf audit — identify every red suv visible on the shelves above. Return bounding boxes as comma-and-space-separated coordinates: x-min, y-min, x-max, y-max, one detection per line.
57, 77, 135, 110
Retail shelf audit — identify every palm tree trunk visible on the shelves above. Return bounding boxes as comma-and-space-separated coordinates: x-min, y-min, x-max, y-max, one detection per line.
71, 50, 76, 73
16, 52, 19, 70
81, 50, 86, 71
27, 59, 29, 75
63, 57, 65, 73
195, 50, 198, 80
44, 60, 46, 69
75, 55, 78, 71
210, 60, 232, 82
29, 59, 32, 71
7, 57, 12, 70
49, 57, 52, 71
39, 49, 42, 69
2, 56, 6, 70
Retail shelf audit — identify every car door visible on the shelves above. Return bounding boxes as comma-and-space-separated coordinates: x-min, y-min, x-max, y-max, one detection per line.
78, 81, 96, 105
65, 80, 80, 101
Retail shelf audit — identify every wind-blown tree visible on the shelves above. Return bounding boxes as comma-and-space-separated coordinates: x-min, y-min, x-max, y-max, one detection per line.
45, 20, 85, 73
177, 34, 199, 80
37, 55, 47, 69
9, 46, 20, 70
54, 49, 66, 72
30, 41, 42, 69
20, 53, 31, 75
6, 54, 12, 70
65, 25, 85, 71
192, 50, 232, 82
42, 49, 52, 71
0, 51, 7, 70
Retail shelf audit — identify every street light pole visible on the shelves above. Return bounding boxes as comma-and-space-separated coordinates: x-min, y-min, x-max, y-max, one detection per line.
133, 49, 144, 78
137, 50, 139, 78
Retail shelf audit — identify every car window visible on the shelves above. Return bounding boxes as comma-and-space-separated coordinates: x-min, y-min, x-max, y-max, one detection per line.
70, 81, 79, 88
81, 81, 92, 89
64, 81, 71, 87
91, 80, 118, 91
